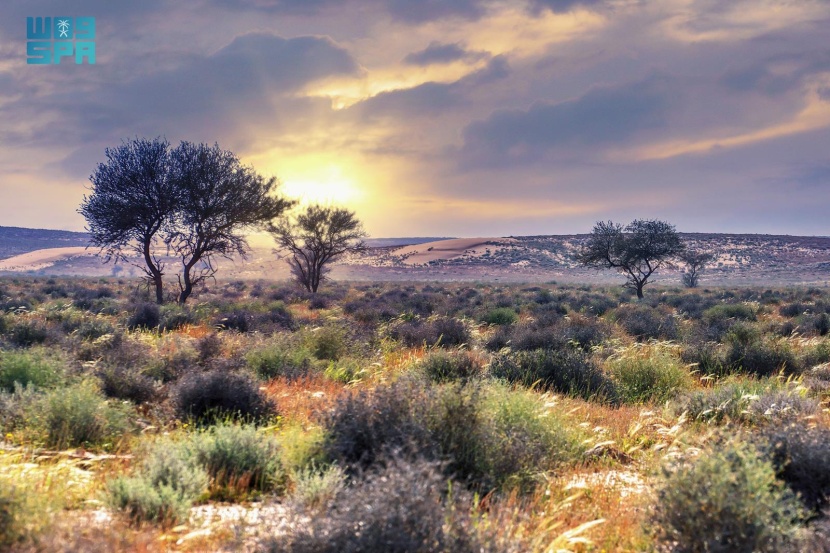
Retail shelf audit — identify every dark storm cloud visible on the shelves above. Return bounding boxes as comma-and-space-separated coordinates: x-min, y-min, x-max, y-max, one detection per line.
404, 42, 488, 66
460, 74, 670, 167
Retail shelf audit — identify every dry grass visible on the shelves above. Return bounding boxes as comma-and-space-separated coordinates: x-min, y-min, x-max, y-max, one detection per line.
263, 374, 347, 425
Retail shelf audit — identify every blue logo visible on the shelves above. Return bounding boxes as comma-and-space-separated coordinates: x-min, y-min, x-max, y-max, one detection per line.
27, 17, 95, 65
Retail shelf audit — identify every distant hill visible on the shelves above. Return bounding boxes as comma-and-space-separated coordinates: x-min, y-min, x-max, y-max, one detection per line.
0, 226, 89, 260
364, 237, 455, 248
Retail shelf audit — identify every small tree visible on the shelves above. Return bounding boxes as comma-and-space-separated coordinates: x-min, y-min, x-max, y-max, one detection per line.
79, 138, 177, 304
577, 219, 685, 299
270, 205, 367, 293
167, 142, 293, 304
680, 250, 715, 288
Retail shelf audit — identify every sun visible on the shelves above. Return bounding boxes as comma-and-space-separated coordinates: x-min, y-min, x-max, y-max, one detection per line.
279, 165, 362, 205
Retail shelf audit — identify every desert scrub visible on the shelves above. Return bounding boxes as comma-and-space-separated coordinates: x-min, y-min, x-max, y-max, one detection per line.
172, 369, 276, 423
755, 423, 830, 514
107, 437, 208, 526
612, 303, 679, 341
418, 349, 483, 383
725, 327, 799, 376
289, 463, 346, 510
490, 348, 618, 403
246, 341, 313, 380
606, 343, 693, 404
650, 439, 805, 553
674, 376, 817, 425
190, 423, 284, 500
483, 307, 518, 326
0, 348, 63, 392
262, 455, 495, 553
38, 380, 133, 449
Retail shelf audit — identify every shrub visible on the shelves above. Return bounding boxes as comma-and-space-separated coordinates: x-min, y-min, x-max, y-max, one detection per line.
172, 369, 276, 423
674, 378, 818, 425
613, 304, 678, 341
392, 316, 470, 348
126, 303, 160, 330
726, 333, 799, 377
159, 305, 196, 331
289, 463, 346, 511
263, 455, 484, 553
311, 326, 346, 361
0, 483, 27, 548
190, 423, 283, 499
490, 349, 617, 402
756, 424, 830, 514
213, 310, 250, 332
7, 320, 48, 347
680, 340, 728, 376
106, 440, 208, 526
97, 366, 157, 404
483, 307, 518, 326
607, 347, 693, 404
508, 325, 564, 351
418, 350, 483, 383
41, 380, 133, 449
246, 344, 312, 380
650, 439, 805, 553
0, 349, 62, 392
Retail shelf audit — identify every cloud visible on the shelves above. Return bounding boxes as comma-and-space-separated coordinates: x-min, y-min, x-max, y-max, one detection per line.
460, 74, 670, 167
404, 41, 488, 66
349, 56, 510, 121
528, 0, 605, 14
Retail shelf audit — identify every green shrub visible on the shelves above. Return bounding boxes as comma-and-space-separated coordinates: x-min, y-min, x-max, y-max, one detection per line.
607, 347, 693, 404
41, 380, 133, 449
483, 307, 518, 326
0, 349, 62, 392
490, 349, 618, 402
246, 343, 312, 380
289, 463, 346, 510
680, 340, 728, 376
190, 423, 283, 499
311, 326, 346, 361
96, 365, 156, 404
8, 319, 48, 347
704, 303, 758, 323
650, 439, 805, 553
419, 350, 482, 383
106, 435, 209, 526
726, 332, 799, 376
613, 304, 678, 341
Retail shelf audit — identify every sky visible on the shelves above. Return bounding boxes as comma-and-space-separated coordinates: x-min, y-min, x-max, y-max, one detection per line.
1, 0, 830, 237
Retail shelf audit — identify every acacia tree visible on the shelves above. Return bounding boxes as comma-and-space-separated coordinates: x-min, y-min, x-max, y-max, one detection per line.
270, 205, 367, 293
577, 219, 685, 299
680, 250, 715, 288
79, 138, 177, 304
168, 142, 294, 304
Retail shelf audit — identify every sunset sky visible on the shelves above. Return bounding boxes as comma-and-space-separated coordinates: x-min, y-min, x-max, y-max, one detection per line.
2, 0, 830, 237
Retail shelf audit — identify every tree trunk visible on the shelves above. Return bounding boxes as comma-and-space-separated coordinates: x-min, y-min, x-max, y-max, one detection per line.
142, 239, 164, 304
636, 282, 644, 299
178, 266, 194, 305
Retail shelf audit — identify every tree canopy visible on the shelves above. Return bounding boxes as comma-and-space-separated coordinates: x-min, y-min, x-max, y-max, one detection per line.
270, 205, 367, 293
577, 219, 685, 298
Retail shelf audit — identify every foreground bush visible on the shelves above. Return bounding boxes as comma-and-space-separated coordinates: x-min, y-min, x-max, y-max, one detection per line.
650, 440, 805, 553
490, 349, 617, 403
323, 377, 586, 491
606, 346, 693, 404
262, 455, 489, 553
171, 369, 276, 423
756, 424, 830, 514
190, 423, 283, 499
674, 377, 818, 425
107, 438, 208, 526
0, 483, 27, 549
41, 380, 132, 449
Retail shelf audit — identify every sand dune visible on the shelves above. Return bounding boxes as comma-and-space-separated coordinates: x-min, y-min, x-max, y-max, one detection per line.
391, 237, 513, 265
0, 247, 94, 271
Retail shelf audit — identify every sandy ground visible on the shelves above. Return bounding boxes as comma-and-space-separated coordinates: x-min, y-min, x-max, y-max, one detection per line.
391, 237, 514, 265
0, 247, 93, 271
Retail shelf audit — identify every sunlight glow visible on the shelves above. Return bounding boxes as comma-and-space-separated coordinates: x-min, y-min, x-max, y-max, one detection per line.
280, 165, 363, 205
